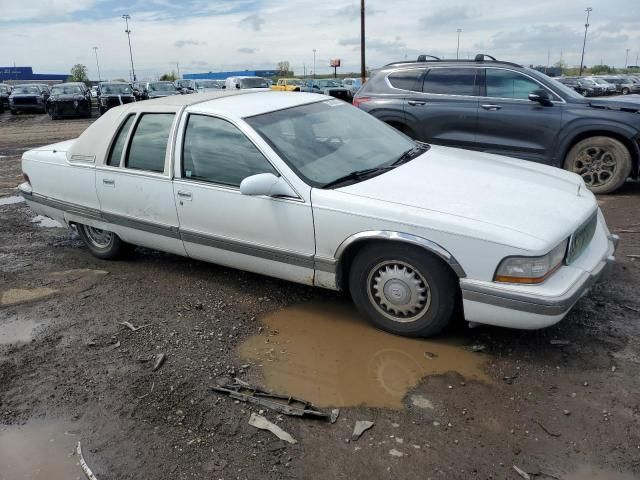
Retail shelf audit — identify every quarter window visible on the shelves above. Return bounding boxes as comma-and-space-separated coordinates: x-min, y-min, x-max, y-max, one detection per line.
182, 115, 276, 187
107, 115, 135, 167
126, 113, 175, 173
486, 69, 541, 100
387, 69, 423, 91
422, 68, 477, 95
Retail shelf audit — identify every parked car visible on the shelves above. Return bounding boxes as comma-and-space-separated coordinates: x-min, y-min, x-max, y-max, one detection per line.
90, 86, 99, 98
354, 54, 640, 194
131, 82, 145, 101
174, 79, 196, 94
144, 81, 180, 99
300, 79, 351, 101
555, 77, 597, 97
0, 83, 11, 110
225, 76, 270, 90
341, 77, 362, 98
18, 91, 617, 337
597, 76, 637, 95
619, 76, 640, 94
271, 78, 304, 91
583, 77, 617, 95
9, 84, 48, 114
46, 82, 92, 119
194, 79, 225, 92
97, 82, 136, 115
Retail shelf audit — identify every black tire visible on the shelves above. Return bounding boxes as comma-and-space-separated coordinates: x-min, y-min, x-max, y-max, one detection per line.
77, 224, 132, 259
622, 87, 630, 95
564, 136, 632, 194
10, 109, 16, 115
348, 243, 458, 337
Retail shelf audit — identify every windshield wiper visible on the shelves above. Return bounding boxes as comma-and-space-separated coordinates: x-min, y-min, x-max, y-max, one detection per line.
392, 142, 430, 166
322, 166, 396, 189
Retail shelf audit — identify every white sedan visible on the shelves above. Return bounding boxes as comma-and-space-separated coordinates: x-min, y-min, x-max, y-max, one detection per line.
18, 91, 617, 337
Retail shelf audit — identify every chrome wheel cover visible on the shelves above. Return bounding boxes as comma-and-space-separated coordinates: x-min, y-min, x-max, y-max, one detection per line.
367, 260, 431, 323
84, 226, 114, 248
573, 146, 617, 188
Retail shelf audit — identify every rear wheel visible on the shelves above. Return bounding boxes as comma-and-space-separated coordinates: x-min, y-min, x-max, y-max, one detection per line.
622, 87, 630, 95
77, 224, 132, 259
564, 136, 631, 194
348, 243, 458, 337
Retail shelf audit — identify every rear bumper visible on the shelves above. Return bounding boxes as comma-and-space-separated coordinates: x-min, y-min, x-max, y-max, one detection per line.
460, 223, 617, 330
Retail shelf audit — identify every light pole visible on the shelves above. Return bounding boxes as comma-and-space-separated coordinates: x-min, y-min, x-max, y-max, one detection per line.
625, 48, 630, 68
313, 49, 316, 80
92, 46, 102, 83
456, 29, 462, 60
122, 14, 137, 81
578, 7, 592, 76
360, 0, 366, 84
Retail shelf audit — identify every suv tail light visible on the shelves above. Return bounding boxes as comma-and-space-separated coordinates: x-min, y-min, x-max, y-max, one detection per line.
352, 96, 371, 108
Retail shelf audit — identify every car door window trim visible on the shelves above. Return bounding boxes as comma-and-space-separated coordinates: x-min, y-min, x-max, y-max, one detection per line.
124, 112, 177, 175
482, 67, 565, 103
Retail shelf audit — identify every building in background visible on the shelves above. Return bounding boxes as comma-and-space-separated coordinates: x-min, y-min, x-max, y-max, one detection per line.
183, 70, 278, 80
0, 67, 68, 85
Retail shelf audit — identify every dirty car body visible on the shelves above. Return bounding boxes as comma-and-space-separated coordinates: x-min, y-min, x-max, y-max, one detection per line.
19, 91, 617, 337
9, 84, 48, 114
97, 82, 136, 114
47, 83, 91, 119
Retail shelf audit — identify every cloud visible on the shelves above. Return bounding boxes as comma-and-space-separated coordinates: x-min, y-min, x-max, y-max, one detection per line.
190, 60, 209, 66
334, 4, 383, 20
174, 39, 207, 48
339, 36, 406, 55
240, 13, 264, 31
238, 47, 258, 54
420, 5, 478, 30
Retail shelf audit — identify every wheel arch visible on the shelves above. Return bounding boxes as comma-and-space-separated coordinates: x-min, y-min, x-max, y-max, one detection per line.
333, 231, 466, 291
560, 128, 640, 179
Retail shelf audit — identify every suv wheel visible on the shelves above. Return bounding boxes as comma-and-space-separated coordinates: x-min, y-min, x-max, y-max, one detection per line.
564, 136, 631, 194
348, 243, 458, 337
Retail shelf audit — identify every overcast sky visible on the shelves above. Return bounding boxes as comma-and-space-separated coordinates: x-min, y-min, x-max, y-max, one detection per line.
0, 0, 638, 81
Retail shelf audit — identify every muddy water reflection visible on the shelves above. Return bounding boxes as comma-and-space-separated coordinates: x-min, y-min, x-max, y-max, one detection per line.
239, 302, 488, 409
0, 317, 41, 344
0, 421, 79, 479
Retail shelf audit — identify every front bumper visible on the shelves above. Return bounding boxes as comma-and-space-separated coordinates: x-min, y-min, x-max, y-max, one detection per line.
460, 217, 618, 330
11, 103, 44, 112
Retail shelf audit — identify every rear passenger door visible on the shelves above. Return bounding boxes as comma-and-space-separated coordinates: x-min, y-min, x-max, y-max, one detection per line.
95, 111, 185, 255
475, 68, 563, 163
402, 67, 480, 148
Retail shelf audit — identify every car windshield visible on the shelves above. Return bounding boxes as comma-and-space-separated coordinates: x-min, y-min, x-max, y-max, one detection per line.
51, 85, 83, 95
318, 80, 341, 87
592, 78, 609, 85
12, 86, 41, 94
175, 80, 192, 88
196, 80, 223, 89
239, 78, 269, 88
285, 79, 303, 86
149, 83, 176, 92
101, 84, 131, 94
246, 100, 418, 187
580, 79, 596, 86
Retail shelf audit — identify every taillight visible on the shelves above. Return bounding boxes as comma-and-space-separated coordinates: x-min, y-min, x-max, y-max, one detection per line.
352, 96, 371, 108
23, 173, 31, 185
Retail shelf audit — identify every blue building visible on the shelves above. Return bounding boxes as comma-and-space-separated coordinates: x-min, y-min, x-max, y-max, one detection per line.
0, 66, 68, 84
183, 70, 278, 80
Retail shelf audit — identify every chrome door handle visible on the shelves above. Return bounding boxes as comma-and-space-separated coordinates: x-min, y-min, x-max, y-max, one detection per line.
177, 190, 192, 200
407, 100, 426, 106
481, 104, 502, 111
102, 178, 115, 186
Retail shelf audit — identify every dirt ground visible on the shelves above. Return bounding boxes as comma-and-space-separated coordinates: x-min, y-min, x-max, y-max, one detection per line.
1, 111, 640, 480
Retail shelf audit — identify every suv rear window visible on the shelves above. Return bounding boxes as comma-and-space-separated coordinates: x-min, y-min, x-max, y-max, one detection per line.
387, 70, 423, 91
422, 68, 477, 95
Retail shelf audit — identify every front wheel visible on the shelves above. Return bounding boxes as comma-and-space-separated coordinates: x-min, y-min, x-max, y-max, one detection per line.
77, 224, 132, 259
564, 136, 632, 194
348, 243, 458, 337
621, 87, 630, 95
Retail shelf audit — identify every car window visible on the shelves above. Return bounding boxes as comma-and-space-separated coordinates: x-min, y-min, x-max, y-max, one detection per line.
387, 69, 423, 91
182, 115, 276, 187
422, 68, 477, 95
486, 69, 542, 100
126, 113, 175, 173
107, 115, 135, 167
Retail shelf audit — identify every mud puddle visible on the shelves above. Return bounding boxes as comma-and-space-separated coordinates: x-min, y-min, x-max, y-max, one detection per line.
1, 288, 58, 306
31, 215, 63, 228
238, 302, 488, 409
0, 316, 43, 344
0, 195, 24, 206
0, 420, 80, 479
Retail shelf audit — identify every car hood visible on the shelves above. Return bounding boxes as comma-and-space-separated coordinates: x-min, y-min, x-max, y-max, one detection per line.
338, 145, 596, 246
10, 93, 40, 98
588, 96, 640, 112
148, 91, 178, 97
49, 94, 85, 101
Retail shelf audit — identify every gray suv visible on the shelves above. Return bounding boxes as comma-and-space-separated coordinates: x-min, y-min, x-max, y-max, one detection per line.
354, 55, 640, 194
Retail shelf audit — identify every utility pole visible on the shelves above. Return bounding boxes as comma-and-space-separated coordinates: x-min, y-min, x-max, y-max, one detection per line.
625, 48, 630, 68
546, 48, 550, 74
456, 29, 462, 60
578, 7, 592, 76
122, 14, 137, 81
92, 46, 102, 83
176, 62, 180, 78
313, 49, 316, 80
360, 0, 366, 84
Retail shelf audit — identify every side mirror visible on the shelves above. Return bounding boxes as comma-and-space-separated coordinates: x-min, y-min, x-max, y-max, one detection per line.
240, 173, 297, 198
528, 89, 553, 106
